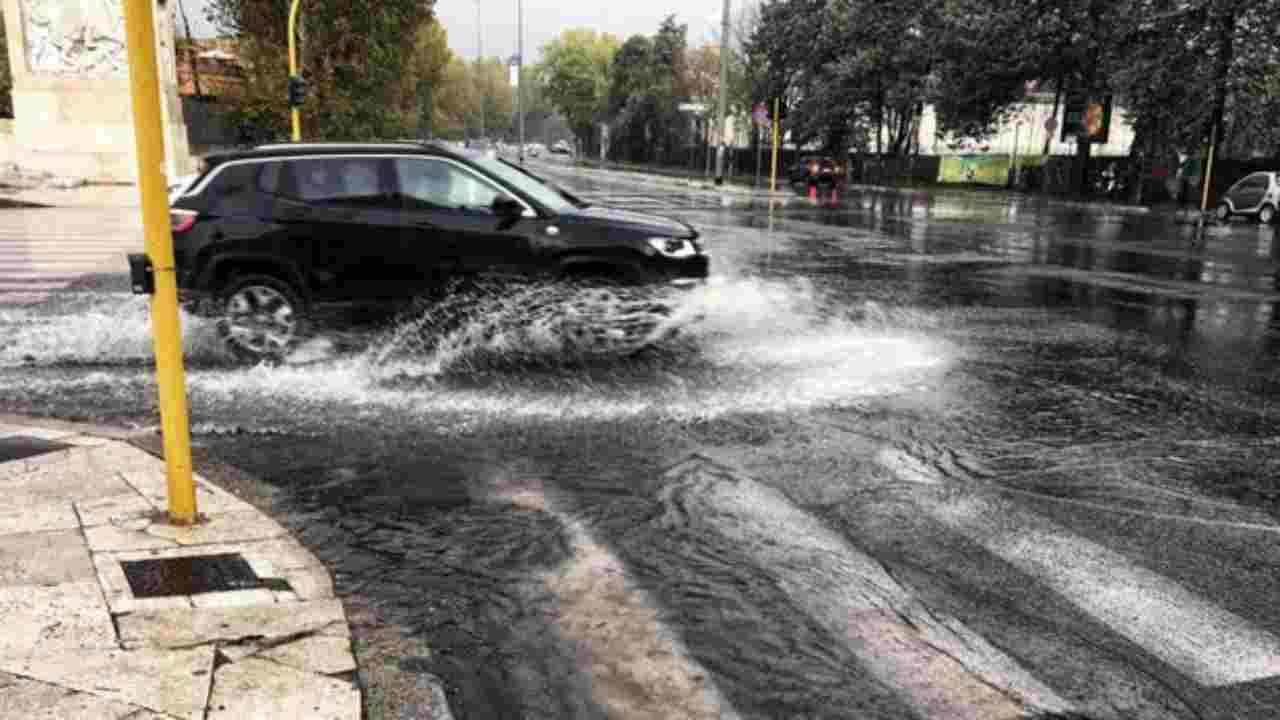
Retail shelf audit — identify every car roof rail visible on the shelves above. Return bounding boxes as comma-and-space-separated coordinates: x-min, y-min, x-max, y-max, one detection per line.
251, 141, 426, 151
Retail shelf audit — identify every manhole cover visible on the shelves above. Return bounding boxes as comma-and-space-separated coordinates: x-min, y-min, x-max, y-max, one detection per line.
0, 435, 72, 463
121, 553, 290, 597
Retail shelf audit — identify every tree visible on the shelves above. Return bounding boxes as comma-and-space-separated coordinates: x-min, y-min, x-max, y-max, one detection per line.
0, 17, 12, 119
205, 0, 434, 140
401, 18, 452, 138
537, 29, 619, 155
606, 35, 657, 162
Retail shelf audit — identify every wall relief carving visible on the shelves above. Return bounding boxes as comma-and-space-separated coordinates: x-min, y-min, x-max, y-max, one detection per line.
23, 0, 128, 75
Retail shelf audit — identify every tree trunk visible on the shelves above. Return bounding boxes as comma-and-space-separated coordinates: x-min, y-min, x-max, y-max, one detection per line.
1043, 76, 1062, 157
1075, 136, 1091, 197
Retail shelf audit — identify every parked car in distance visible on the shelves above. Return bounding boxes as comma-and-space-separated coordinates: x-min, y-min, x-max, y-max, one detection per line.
550, 141, 573, 155
788, 155, 846, 187
1216, 171, 1280, 224
165, 141, 709, 362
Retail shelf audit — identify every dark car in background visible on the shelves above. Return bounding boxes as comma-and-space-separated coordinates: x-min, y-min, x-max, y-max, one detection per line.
166, 141, 708, 362
788, 155, 847, 188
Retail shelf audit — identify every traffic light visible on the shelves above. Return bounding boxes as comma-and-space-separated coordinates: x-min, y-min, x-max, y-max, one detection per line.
288, 75, 307, 107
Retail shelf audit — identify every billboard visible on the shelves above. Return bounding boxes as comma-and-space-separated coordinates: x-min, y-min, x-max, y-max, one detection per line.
1060, 94, 1112, 144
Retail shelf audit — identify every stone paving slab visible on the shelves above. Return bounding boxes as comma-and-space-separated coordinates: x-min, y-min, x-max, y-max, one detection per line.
0, 419, 362, 719
0, 647, 215, 720
0, 671, 170, 720
0, 581, 119, 658
208, 657, 360, 720
0, 529, 96, 586
117, 598, 350, 650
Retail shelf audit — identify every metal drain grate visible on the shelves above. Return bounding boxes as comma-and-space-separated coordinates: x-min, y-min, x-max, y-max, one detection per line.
0, 435, 72, 463
121, 553, 289, 597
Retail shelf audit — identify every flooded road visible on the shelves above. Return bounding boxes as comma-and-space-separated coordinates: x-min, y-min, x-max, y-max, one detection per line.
1, 165, 1278, 719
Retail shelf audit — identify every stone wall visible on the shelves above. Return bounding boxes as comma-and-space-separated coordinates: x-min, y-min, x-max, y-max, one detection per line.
0, 0, 193, 183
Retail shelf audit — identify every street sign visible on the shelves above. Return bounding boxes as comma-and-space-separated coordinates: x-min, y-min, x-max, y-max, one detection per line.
1044, 117, 1057, 132
679, 103, 708, 114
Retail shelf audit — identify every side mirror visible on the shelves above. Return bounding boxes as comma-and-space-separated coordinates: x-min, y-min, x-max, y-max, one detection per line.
492, 195, 523, 218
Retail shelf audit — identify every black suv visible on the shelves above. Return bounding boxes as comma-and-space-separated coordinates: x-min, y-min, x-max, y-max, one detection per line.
168, 141, 709, 361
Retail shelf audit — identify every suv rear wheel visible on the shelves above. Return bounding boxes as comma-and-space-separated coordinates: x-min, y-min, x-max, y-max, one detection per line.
216, 274, 306, 363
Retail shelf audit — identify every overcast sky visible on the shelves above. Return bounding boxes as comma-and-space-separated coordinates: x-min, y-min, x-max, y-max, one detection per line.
185, 0, 729, 63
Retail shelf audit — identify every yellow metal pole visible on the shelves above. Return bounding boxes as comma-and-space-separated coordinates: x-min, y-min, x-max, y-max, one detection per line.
1199, 124, 1217, 214
770, 98, 780, 192
289, 0, 302, 141
122, 0, 197, 525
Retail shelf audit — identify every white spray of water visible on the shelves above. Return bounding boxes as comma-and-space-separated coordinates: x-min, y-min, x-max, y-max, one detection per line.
1, 277, 951, 422
0, 295, 229, 366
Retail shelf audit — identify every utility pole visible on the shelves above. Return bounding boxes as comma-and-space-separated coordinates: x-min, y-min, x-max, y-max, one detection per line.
476, 0, 484, 141
517, 0, 525, 164
714, 0, 731, 184
122, 0, 198, 525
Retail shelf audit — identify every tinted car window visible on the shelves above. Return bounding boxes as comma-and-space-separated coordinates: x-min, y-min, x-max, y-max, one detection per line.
393, 158, 502, 211
285, 158, 389, 206
204, 163, 262, 215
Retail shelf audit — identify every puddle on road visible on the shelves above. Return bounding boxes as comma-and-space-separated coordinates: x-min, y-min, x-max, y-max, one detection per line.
0, 275, 951, 427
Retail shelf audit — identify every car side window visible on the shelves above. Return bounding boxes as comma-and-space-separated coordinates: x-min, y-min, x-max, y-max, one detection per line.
203, 163, 262, 216
283, 158, 389, 207
393, 158, 503, 212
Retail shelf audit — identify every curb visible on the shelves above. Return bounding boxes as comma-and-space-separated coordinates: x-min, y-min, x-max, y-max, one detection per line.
0, 414, 364, 720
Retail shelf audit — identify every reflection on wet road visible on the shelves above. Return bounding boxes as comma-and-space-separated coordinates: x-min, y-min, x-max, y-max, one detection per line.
2, 162, 1279, 719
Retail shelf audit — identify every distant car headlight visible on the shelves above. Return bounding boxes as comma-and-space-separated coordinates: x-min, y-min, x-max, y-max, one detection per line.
646, 237, 699, 258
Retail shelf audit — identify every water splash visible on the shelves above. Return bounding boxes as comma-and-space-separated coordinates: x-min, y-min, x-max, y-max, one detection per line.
0, 295, 229, 367
1, 276, 952, 424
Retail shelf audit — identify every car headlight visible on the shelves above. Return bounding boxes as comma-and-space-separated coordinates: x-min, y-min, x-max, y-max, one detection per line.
647, 237, 699, 259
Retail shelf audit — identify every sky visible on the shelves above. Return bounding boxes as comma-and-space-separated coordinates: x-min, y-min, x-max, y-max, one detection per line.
185, 0, 731, 63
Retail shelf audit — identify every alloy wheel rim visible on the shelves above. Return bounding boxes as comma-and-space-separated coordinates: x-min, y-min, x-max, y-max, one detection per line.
224, 285, 297, 355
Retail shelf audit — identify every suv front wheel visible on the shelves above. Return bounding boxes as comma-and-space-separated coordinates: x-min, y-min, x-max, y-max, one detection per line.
216, 274, 306, 363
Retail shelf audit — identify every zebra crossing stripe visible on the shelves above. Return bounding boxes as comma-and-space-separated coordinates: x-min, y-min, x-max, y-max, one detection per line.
875, 446, 1280, 688
0, 281, 67, 291
488, 475, 741, 719
932, 496, 1280, 688
659, 457, 1075, 719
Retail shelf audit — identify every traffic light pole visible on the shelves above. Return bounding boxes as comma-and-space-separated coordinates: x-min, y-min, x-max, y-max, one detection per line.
288, 0, 302, 141
122, 0, 198, 525
714, 0, 731, 184
517, 0, 525, 164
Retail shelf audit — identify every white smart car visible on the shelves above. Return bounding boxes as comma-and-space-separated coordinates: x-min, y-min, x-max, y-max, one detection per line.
1216, 171, 1280, 224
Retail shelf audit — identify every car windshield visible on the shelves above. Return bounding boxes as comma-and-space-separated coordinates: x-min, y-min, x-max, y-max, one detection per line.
459, 151, 581, 212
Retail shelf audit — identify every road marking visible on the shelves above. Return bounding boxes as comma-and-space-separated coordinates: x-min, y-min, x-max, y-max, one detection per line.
0, 281, 68, 291
487, 474, 740, 720
931, 496, 1280, 687
659, 456, 1074, 719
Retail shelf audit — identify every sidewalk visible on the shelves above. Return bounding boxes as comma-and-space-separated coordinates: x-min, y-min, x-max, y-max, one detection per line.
0, 184, 141, 208
0, 417, 360, 720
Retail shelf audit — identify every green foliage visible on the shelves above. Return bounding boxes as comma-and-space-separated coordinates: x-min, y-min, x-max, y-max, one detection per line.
744, 0, 1280, 173
537, 29, 619, 152
204, 0, 434, 141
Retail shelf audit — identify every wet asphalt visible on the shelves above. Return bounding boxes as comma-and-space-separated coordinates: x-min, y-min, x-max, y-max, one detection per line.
1, 161, 1278, 720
